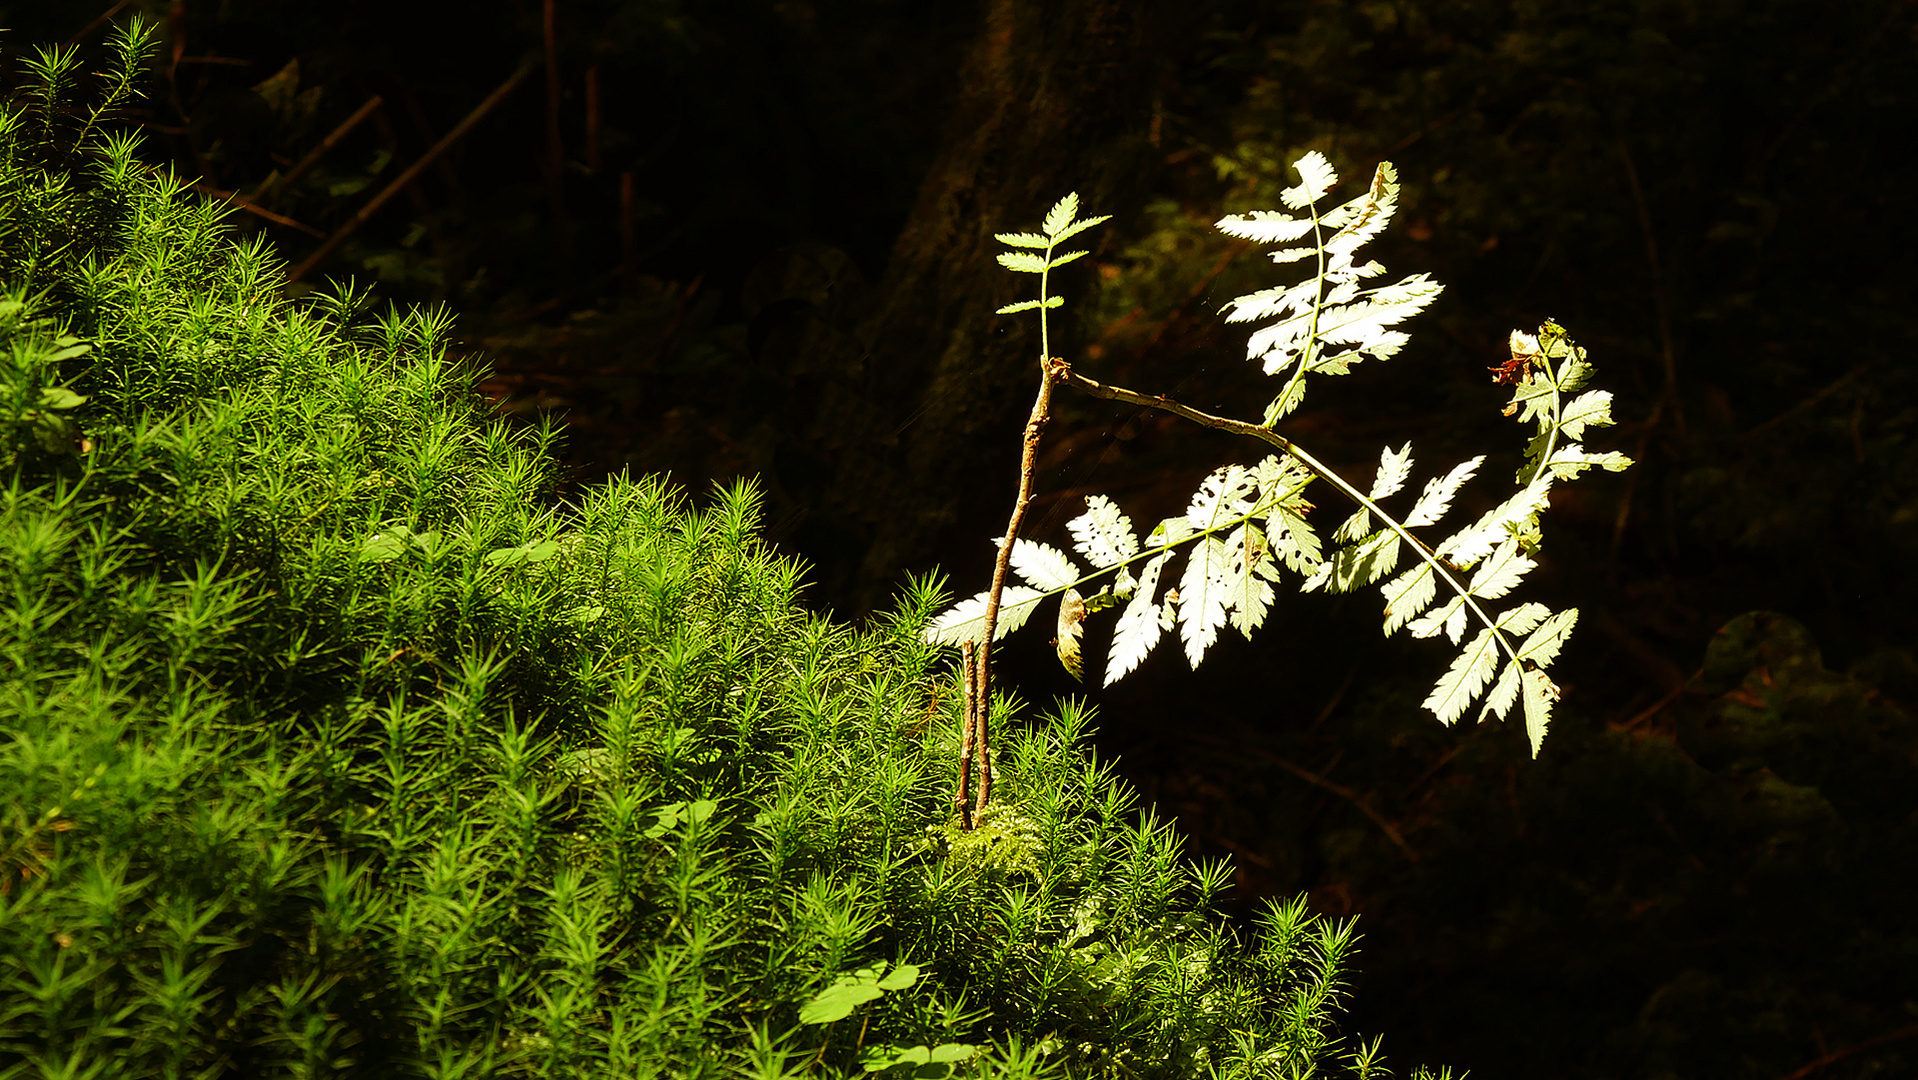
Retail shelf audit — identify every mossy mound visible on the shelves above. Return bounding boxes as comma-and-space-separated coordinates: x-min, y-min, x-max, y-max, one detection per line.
0, 24, 1449, 1079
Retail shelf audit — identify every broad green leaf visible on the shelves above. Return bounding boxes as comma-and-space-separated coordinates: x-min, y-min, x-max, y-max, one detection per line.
799, 981, 884, 1025
875, 963, 920, 992
37, 387, 86, 409
484, 539, 560, 566
359, 533, 407, 564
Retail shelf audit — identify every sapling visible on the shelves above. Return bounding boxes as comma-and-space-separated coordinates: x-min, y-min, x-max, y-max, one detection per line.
928, 151, 1632, 827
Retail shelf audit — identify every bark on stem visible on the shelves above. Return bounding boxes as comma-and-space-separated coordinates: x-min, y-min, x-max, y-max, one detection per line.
957, 640, 977, 830
966, 355, 1063, 825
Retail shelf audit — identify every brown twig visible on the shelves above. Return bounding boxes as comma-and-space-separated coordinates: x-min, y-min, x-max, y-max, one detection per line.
65, 0, 136, 44
288, 64, 533, 283
189, 182, 325, 237
967, 354, 1065, 824
542, 0, 569, 247
584, 65, 602, 172
1239, 742, 1419, 862
1617, 138, 1685, 440
1775, 1022, 1918, 1080
957, 640, 977, 830
275, 94, 383, 196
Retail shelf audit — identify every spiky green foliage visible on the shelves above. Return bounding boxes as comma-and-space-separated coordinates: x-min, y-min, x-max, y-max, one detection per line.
929, 156, 1632, 756
0, 25, 1441, 1079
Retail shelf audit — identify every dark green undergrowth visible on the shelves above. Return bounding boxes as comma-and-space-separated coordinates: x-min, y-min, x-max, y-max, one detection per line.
0, 24, 1456, 1080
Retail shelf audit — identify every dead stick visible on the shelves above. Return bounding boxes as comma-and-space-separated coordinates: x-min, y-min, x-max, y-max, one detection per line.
288, 65, 532, 283
278, 95, 383, 194
65, 0, 135, 44
972, 635, 992, 816
191, 182, 326, 237
968, 354, 1063, 824
1776, 1023, 1918, 1080
957, 640, 976, 829
584, 65, 602, 172
542, 0, 568, 242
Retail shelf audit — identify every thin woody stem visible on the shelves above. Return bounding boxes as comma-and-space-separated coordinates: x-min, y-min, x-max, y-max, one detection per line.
1058, 361, 1523, 669
957, 640, 976, 830
969, 353, 1059, 825
972, 641, 992, 815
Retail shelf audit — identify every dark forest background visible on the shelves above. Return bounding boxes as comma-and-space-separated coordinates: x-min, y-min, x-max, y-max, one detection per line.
2, 1, 1914, 1077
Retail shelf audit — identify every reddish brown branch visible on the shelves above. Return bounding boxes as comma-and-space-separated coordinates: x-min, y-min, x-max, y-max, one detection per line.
288, 65, 532, 283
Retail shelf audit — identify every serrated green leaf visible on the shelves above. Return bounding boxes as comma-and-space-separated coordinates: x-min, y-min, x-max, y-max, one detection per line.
994, 231, 1049, 249
1047, 249, 1088, 269
1214, 210, 1313, 244
1050, 214, 1111, 243
1369, 442, 1414, 500
1405, 457, 1483, 527
1522, 668, 1560, 757
1179, 536, 1230, 668
1479, 659, 1523, 722
1466, 537, 1536, 600
1043, 193, 1081, 238
1557, 389, 1617, 441
1006, 538, 1081, 591
996, 251, 1048, 274
1406, 595, 1463, 639
1544, 445, 1633, 479
996, 299, 1046, 315
923, 586, 1048, 646
1281, 150, 1338, 209
1106, 553, 1169, 685
1324, 530, 1400, 593
1380, 562, 1437, 636
1517, 608, 1578, 667
1424, 627, 1500, 725
1068, 494, 1139, 568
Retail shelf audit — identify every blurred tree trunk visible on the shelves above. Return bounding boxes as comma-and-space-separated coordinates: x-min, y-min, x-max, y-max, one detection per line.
776, 0, 1170, 615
